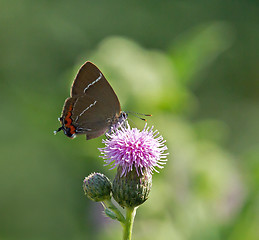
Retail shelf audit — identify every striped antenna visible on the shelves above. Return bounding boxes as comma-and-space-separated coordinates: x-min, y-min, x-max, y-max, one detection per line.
126, 111, 152, 121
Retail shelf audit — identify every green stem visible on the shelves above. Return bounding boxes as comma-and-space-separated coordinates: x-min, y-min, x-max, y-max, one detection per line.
103, 199, 125, 224
123, 207, 137, 240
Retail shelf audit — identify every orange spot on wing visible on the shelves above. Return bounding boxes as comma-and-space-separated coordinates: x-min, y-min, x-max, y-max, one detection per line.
69, 125, 76, 135
64, 104, 76, 135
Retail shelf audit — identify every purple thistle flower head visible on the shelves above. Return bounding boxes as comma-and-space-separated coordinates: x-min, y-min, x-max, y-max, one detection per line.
99, 122, 168, 177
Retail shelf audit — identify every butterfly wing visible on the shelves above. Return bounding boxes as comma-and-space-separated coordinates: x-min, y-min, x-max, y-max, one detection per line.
71, 94, 120, 139
60, 61, 121, 140
71, 62, 119, 103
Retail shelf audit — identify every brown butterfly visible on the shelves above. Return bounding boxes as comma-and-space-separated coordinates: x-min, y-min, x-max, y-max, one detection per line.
55, 61, 127, 140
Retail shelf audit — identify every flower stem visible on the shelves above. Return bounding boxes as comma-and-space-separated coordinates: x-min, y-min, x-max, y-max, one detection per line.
123, 207, 137, 240
103, 199, 125, 224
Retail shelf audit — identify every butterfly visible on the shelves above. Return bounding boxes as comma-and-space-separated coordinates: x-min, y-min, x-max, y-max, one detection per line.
55, 61, 127, 140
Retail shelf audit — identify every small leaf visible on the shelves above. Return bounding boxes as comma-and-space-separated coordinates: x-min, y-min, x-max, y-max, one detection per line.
104, 208, 118, 220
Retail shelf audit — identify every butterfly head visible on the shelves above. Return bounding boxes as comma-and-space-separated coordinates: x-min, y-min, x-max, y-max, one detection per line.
119, 111, 128, 123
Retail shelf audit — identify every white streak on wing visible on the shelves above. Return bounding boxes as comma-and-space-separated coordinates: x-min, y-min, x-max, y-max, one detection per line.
73, 97, 80, 122
84, 73, 102, 93
77, 128, 92, 132
79, 100, 97, 117
73, 97, 79, 112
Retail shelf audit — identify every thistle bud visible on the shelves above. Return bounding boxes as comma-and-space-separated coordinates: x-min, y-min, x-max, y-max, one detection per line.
112, 166, 152, 208
83, 173, 112, 202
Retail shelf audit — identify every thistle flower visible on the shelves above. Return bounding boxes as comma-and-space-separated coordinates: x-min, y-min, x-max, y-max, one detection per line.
99, 122, 168, 177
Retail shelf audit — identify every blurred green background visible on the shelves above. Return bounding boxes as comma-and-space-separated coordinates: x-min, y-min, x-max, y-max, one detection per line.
0, 0, 258, 240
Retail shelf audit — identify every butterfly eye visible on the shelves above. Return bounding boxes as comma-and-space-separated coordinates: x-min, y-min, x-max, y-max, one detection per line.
64, 120, 68, 124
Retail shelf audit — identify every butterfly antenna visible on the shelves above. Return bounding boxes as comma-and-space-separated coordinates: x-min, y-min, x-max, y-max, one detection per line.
126, 111, 152, 121
127, 111, 152, 116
